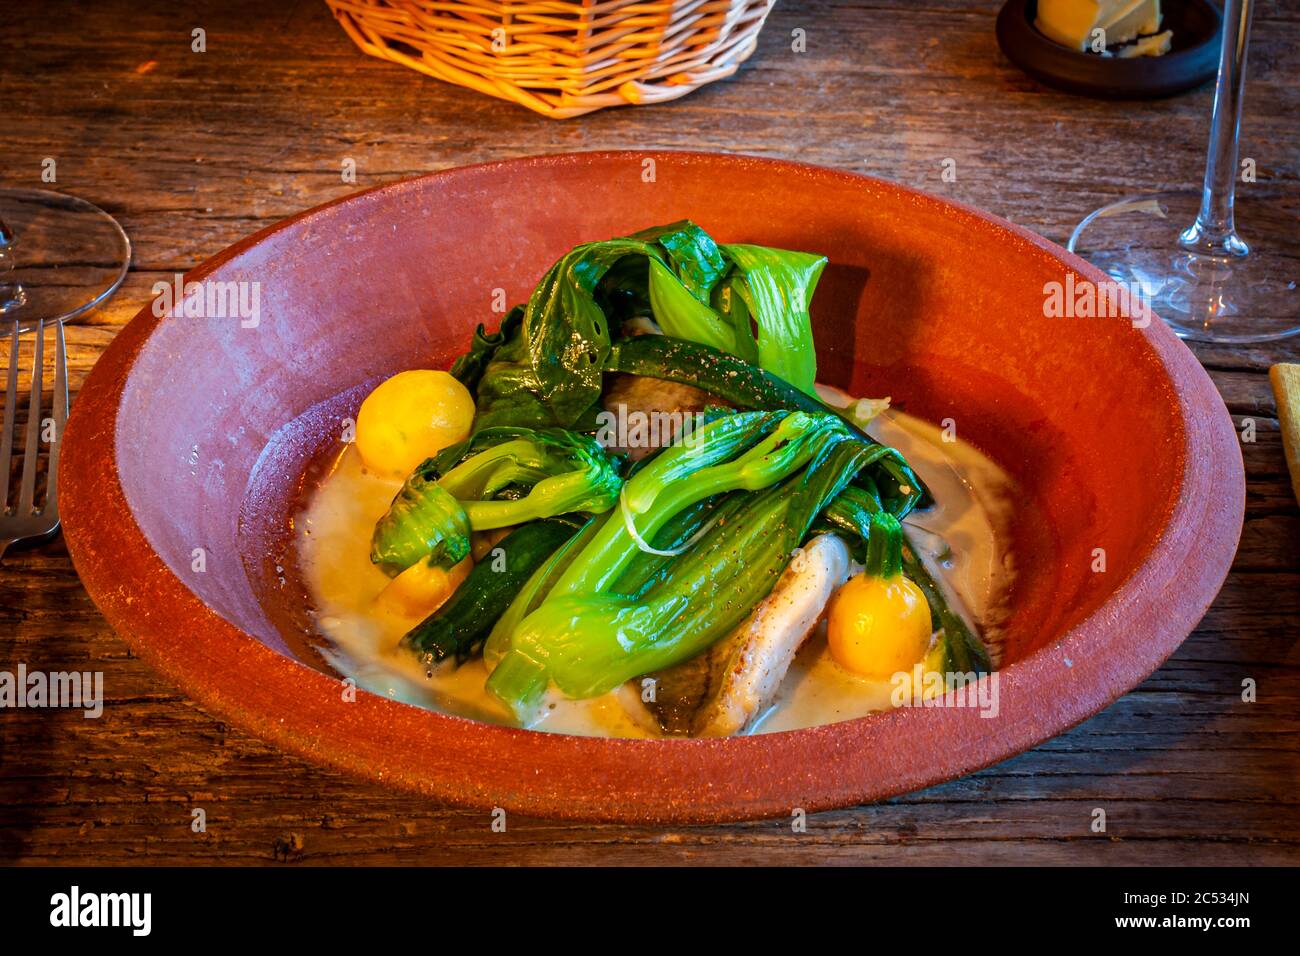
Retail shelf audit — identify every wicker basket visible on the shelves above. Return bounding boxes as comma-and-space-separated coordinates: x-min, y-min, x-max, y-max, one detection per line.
326, 0, 777, 119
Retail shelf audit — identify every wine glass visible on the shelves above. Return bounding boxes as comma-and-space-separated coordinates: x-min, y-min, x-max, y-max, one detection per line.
0, 189, 128, 541
1067, 0, 1298, 343
0, 188, 131, 334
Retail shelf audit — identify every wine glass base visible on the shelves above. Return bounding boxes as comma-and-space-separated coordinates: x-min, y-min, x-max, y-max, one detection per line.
1068, 190, 1299, 344
0, 189, 131, 334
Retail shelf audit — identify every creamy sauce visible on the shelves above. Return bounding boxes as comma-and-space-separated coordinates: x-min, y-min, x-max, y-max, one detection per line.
296, 444, 658, 737
296, 395, 1017, 738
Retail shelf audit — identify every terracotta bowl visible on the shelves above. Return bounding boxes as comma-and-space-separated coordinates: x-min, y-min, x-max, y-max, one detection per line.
60, 151, 1243, 823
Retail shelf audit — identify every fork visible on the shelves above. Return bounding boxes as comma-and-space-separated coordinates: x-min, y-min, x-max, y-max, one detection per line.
0, 316, 67, 560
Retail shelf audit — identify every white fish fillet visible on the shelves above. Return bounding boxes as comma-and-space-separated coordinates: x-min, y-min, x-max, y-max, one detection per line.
647, 533, 852, 737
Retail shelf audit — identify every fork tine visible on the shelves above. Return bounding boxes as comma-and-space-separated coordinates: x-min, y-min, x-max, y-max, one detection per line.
43, 319, 67, 518
0, 319, 20, 510
17, 316, 44, 514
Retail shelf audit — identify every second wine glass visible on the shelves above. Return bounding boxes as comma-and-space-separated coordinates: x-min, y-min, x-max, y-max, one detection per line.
1068, 0, 1299, 344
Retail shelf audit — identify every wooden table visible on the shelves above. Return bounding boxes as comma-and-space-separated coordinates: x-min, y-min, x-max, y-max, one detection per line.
2, 0, 1297, 865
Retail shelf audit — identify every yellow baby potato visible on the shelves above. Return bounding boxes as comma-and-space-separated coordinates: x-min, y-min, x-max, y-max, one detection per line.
355, 369, 475, 478
375, 555, 472, 620
827, 572, 932, 679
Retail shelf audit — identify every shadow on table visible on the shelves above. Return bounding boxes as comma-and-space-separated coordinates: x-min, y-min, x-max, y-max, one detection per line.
0, 701, 68, 863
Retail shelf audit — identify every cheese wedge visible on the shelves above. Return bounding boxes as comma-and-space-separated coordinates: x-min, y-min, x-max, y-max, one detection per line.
1270, 364, 1300, 507
1036, 0, 1162, 52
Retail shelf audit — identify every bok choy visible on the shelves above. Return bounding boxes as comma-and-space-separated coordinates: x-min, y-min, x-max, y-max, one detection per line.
370, 427, 622, 575
456, 221, 827, 429
484, 410, 910, 715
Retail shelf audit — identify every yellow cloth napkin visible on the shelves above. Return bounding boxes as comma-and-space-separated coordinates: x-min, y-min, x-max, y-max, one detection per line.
1270, 363, 1300, 506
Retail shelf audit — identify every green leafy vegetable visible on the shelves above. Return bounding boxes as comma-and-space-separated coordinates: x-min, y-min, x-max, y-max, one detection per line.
712, 243, 824, 395
484, 410, 905, 716
633, 221, 728, 301
449, 306, 523, 394
648, 258, 733, 353
863, 510, 906, 579
370, 479, 471, 576
608, 331, 825, 411
473, 239, 661, 429
370, 428, 622, 576
482, 514, 605, 668
466, 221, 828, 428
481, 496, 739, 671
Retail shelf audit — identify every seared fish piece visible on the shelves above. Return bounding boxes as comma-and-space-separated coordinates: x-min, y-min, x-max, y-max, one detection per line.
646, 533, 852, 737
601, 373, 729, 461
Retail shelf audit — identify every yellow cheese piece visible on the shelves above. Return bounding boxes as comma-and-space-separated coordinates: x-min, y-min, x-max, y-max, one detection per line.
1270, 364, 1300, 507
1037, 0, 1162, 53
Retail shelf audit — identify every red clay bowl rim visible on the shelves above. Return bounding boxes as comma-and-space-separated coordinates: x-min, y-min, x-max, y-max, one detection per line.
60, 150, 1245, 824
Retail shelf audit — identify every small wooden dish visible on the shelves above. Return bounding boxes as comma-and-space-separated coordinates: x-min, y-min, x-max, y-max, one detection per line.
997, 0, 1222, 98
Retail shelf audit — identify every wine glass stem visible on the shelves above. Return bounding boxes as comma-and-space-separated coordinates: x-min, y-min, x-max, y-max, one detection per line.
1182, 0, 1254, 257
0, 216, 25, 314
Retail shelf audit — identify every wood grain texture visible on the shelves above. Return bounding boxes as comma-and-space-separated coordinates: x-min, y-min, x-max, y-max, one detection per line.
1, 0, 1297, 865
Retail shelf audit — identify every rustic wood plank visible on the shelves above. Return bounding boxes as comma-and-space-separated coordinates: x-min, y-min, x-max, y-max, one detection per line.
0, 0, 1297, 865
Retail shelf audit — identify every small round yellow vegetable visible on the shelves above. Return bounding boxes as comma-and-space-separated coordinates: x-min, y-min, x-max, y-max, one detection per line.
375, 555, 472, 620
355, 369, 475, 478
826, 511, 932, 679
827, 573, 931, 679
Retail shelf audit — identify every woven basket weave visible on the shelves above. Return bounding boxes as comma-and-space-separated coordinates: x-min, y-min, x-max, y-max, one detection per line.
326, 0, 777, 119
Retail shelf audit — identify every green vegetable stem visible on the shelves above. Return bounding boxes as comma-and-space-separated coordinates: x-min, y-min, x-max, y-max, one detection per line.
606, 333, 930, 513
864, 511, 905, 579
370, 427, 622, 576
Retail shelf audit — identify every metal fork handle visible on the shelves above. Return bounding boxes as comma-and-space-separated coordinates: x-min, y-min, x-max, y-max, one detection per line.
16, 316, 44, 514
0, 524, 61, 560
0, 315, 67, 559
0, 319, 19, 505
